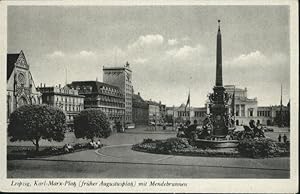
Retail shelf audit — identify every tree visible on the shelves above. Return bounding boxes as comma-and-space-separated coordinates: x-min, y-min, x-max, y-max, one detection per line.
8, 104, 66, 152
74, 108, 111, 141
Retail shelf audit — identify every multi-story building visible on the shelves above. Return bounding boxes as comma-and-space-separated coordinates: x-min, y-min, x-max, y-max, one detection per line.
37, 84, 85, 126
7, 50, 41, 120
103, 62, 133, 123
145, 100, 161, 123
132, 92, 148, 125
68, 81, 125, 122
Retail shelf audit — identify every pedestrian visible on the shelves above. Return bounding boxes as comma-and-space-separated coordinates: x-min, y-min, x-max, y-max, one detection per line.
278, 134, 282, 142
283, 134, 287, 143
97, 139, 101, 147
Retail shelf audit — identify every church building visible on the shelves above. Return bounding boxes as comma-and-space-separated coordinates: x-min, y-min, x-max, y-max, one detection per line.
7, 50, 41, 120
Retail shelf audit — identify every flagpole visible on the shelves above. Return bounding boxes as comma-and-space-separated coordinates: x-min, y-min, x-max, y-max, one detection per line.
189, 89, 191, 121
233, 85, 236, 127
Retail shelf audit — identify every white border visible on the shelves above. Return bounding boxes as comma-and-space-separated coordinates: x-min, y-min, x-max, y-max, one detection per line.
0, 0, 298, 193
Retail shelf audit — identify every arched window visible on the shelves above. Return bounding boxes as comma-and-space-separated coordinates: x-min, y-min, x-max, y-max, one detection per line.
7, 95, 11, 120
18, 96, 28, 107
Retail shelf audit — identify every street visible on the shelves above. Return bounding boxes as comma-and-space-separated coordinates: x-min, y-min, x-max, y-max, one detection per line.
7, 126, 290, 178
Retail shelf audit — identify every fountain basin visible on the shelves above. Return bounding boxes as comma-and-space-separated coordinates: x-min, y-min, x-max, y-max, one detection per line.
194, 139, 239, 149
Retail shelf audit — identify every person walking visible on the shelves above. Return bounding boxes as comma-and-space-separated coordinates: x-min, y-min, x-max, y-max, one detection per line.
278, 134, 282, 142
283, 134, 287, 143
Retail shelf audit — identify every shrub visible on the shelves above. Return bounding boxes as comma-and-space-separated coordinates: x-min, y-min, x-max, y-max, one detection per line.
238, 138, 280, 158
74, 108, 111, 141
73, 143, 89, 150
155, 138, 191, 153
142, 138, 154, 144
8, 104, 66, 152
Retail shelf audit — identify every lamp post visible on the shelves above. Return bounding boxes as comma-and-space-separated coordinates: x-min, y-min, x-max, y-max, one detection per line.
173, 105, 175, 131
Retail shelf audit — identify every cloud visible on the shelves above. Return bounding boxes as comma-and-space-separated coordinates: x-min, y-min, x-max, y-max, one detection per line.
132, 58, 148, 64
166, 44, 204, 60
228, 50, 267, 67
128, 34, 164, 50
181, 36, 191, 42
225, 50, 288, 70
79, 50, 96, 57
223, 51, 289, 104
47, 51, 65, 58
168, 39, 178, 46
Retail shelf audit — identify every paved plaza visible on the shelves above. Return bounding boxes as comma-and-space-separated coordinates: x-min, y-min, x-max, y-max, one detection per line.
7, 126, 290, 178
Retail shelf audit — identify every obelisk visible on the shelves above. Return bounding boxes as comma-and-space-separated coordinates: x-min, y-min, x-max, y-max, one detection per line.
209, 20, 229, 137
216, 20, 222, 86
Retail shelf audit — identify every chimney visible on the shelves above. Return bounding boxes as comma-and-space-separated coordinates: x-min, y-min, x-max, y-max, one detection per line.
59, 84, 61, 88
44, 83, 46, 87
138, 92, 140, 96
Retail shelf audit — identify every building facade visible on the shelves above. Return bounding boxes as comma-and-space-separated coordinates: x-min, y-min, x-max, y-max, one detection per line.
257, 105, 289, 126
224, 85, 290, 126
144, 100, 167, 124
166, 104, 207, 125
224, 85, 258, 126
103, 62, 133, 123
69, 81, 125, 122
132, 92, 148, 125
37, 85, 85, 126
7, 50, 41, 120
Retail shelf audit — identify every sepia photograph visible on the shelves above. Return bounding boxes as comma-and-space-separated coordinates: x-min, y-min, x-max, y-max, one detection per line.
0, 0, 298, 193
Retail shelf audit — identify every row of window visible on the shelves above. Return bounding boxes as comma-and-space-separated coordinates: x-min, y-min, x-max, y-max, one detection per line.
178, 111, 190, 117
194, 111, 206, 117
85, 101, 124, 108
55, 103, 83, 112
44, 95, 84, 104
98, 107, 124, 114
100, 88, 122, 97
99, 95, 124, 103
257, 111, 271, 117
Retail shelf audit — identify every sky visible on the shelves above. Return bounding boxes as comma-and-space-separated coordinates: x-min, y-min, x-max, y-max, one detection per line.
8, 6, 290, 107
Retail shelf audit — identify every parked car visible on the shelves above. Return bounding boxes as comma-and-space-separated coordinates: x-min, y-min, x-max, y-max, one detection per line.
125, 123, 135, 129
149, 121, 155, 126
166, 123, 173, 126
262, 126, 274, 132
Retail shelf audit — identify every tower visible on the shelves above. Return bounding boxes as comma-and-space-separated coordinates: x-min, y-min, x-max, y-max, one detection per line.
208, 20, 230, 137
103, 62, 133, 124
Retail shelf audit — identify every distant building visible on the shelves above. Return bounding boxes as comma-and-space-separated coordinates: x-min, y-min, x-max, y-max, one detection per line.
145, 100, 161, 123
7, 50, 41, 120
224, 85, 258, 126
159, 103, 167, 121
68, 81, 125, 122
145, 100, 166, 124
166, 104, 207, 124
225, 85, 289, 126
103, 62, 133, 123
37, 84, 85, 126
132, 92, 148, 125
166, 85, 289, 127
257, 105, 289, 126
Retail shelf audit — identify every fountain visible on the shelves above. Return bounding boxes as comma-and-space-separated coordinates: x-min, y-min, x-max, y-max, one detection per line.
194, 20, 238, 150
